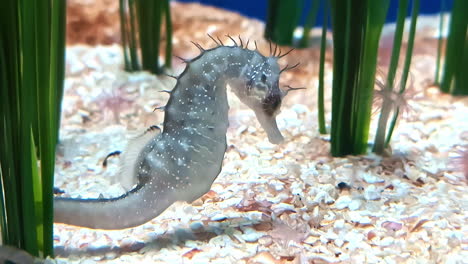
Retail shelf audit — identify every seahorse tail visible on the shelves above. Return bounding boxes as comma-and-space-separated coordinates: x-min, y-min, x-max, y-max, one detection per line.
54, 182, 174, 229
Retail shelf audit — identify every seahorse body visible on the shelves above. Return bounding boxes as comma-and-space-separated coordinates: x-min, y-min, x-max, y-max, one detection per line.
55, 39, 290, 229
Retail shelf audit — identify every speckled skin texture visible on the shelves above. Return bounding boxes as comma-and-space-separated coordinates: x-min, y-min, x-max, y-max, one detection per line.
55, 41, 288, 229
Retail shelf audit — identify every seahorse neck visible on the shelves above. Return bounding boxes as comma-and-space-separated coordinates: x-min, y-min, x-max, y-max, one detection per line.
162, 46, 253, 137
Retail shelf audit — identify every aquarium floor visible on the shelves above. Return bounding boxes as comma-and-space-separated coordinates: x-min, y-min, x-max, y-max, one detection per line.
53, 3, 467, 264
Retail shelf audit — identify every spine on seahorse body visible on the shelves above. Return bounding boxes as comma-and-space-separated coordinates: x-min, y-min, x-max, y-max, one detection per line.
54, 37, 296, 229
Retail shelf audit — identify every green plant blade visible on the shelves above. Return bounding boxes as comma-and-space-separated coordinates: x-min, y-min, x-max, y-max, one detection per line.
120, 0, 172, 74
329, 0, 389, 156
163, 0, 172, 68
385, 0, 420, 147
317, 0, 328, 134
129, 0, 141, 70
119, 0, 131, 70
373, 0, 409, 154
265, 0, 303, 45
1, 0, 65, 258
434, 0, 445, 85
299, 0, 321, 48
440, 0, 468, 95
42, 0, 66, 257
0, 0, 23, 247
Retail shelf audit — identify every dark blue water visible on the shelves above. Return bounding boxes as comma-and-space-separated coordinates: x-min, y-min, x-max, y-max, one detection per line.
177, 0, 453, 26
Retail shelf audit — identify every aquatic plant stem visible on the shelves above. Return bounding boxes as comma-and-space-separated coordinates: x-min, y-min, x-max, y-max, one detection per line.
0, 0, 22, 247
434, 0, 445, 85
120, 0, 172, 73
163, 0, 172, 68
330, 0, 389, 156
440, 0, 468, 95
43, 0, 66, 256
265, 0, 303, 45
373, 0, 409, 154
0, 0, 65, 257
299, 0, 321, 48
317, 0, 327, 134
352, 0, 389, 154
385, 0, 420, 147
128, 0, 140, 70
119, 0, 131, 70
330, 0, 351, 155
20, 0, 40, 254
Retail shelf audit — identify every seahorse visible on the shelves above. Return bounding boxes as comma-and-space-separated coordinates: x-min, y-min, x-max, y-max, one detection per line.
54, 36, 298, 229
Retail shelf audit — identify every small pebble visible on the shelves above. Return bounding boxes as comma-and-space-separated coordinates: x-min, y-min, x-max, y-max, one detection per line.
241, 227, 264, 242
334, 219, 345, 229
303, 236, 319, 245
291, 104, 309, 114
271, 203, 295, 214
348, 199, 362, 211
335, 195, 352, 209
334, 238, 345, 247
364, 185, 381, 200
273, 152, 284, 159
258, 236, 273, 246
361, 172, 385, 184
190, 221, 204, 231
380, 237, 394, 247
211, 214, 227, 221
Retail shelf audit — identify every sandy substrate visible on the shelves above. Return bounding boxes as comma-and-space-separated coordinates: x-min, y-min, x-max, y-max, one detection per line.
53, 2, 467, 264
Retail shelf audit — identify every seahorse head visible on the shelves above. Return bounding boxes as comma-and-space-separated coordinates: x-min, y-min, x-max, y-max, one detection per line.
230, 55, 285, 144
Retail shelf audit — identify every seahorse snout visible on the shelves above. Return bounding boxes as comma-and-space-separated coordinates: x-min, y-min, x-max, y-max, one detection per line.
254, 109, 284, 144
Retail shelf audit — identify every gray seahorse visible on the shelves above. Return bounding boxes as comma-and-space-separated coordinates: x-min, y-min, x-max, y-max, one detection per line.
54, 36, 298, 229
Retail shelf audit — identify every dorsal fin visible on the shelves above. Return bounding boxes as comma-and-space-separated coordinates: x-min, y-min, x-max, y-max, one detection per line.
115, 127, 160, 190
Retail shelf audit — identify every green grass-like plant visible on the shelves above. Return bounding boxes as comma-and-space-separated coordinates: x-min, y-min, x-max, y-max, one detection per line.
0, 0, 65, 258
381, 0, 419, 149
120, 0, 173, 74
265, 0, 302, 45
298, 0, 321, 48
329, 0, 390, 156
434, 0, 446, 85
440, 0, 468, 95
317, 0, 328, 134
373, 0, 420, 154
265, 0, 321, 47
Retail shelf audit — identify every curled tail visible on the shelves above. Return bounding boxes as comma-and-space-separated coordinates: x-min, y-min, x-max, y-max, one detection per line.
54, 180, 176, 229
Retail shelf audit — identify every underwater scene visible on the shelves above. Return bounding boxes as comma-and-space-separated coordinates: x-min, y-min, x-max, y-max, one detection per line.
0, 0, 466, 263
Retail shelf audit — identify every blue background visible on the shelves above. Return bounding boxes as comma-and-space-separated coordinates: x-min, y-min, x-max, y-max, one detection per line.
177, 0, 453, 25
